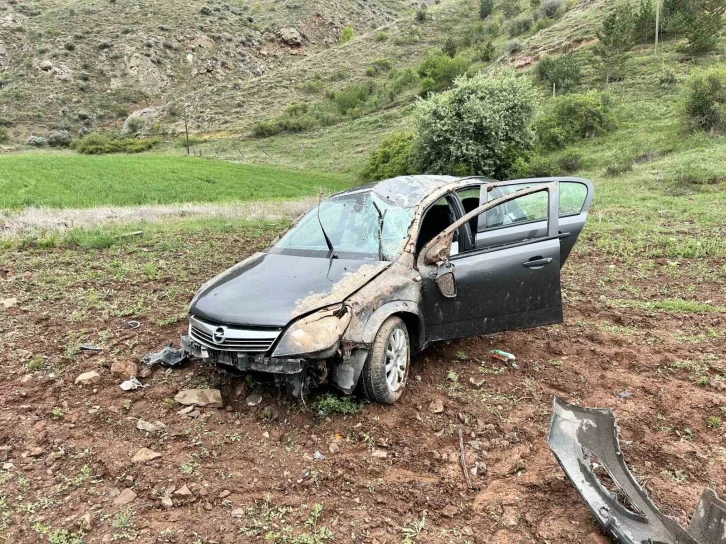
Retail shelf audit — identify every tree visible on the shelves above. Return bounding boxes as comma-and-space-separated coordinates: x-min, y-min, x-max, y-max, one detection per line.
536, 53, 582, 94
362, 132, 415, 181
632, 0, 656, 43
593, 3, 635, 83
442, 37, 458, 58
479, 0, 494, 18
683, 0, 726, 54
412, 70, 539, 178
684, 67, 726, 133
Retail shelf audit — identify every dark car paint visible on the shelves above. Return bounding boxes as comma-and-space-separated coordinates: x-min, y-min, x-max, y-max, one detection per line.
190, 252, 380, 327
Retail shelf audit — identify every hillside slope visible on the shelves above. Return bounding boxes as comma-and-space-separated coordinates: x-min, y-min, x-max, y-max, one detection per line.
0, 0, 419, 141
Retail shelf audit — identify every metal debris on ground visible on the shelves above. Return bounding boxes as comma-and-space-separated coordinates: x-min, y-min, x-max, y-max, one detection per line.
613, 390, 632, 398
120, 377, 146, 391
125, 320, 141, 329
141, 343, 186, 367
548, 397, 726, 544
313, 451, 325, 460
246, 393, 262, 407
79, 344, 103, 352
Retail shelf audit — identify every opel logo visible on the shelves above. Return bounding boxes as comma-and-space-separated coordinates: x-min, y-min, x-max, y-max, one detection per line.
212, 326, 226, 344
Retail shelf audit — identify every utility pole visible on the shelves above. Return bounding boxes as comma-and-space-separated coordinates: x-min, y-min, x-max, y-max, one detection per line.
553, 82, 556, 97
183, 103, 190, 156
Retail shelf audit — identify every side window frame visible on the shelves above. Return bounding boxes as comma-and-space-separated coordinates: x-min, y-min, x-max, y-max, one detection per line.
414, 192, 465, 257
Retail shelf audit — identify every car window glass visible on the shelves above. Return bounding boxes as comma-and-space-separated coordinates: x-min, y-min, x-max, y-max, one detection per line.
559, 181, 588, 215
274, 191, 413, 259
486, 181, 588, 219
483, 190, 548, 229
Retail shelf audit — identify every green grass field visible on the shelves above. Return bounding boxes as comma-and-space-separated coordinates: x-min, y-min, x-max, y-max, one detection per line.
0, 153, 353, 209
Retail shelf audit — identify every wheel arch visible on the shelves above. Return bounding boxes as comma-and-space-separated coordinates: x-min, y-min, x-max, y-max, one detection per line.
357, 301, 424, 353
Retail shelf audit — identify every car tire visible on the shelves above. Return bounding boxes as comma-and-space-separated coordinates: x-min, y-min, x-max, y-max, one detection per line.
358, 316, 410, 404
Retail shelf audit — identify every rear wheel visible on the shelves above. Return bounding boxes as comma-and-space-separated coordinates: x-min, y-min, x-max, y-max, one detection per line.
358, 316, 410, 404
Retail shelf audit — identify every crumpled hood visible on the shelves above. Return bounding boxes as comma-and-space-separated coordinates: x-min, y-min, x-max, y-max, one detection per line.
189, 252, 388, 327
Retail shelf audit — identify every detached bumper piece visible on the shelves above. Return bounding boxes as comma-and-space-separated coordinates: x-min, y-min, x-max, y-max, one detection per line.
141, 343, 187, 367
547, 397, 726, 544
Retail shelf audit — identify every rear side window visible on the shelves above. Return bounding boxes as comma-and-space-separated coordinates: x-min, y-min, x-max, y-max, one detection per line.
484, 191, 548, 230
559, 181, 588, 216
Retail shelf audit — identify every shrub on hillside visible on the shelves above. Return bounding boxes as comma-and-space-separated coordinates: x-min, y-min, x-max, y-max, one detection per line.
416, 50, 469, 95
47, 130, 72, 147
632, 0, 656, 43
684, 67, 726, 133
505, 39, 521, 55
480, 0, 494, 18
536, 53, 581, 94
501, 0, 522, 17
442, 38, 458, 58
332, 84, 375, 115
72, 134, 160, 154
477, 41, 496, 61
362, 131, 416, 181
416, 6, 428, 22
509, 14, 534, 37
0, 128, 7, 143
663, 0, 725, 54
535, 91, 617, 149
27, 135, 47, 147
413, 70, 539, 178
540, 0, 564, 17
339, 25, 355, 43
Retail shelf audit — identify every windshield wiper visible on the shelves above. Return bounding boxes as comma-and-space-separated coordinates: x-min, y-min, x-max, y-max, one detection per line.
316, 195, 336, 256
371, 200, 387, 262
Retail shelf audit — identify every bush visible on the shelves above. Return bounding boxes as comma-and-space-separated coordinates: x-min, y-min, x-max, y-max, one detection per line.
442, 37, 458, 58
505, 39, 521, 55
480, 0, 494, 18
684, 67, 726, 133
558, 150, 582, 172
413, 70, 539, 178
27, 135, 47, 147
517, 155, 560, 176
536, 53, 581, 94
339, 25, 355, 43
390, 68, 420, 94
47, 130, 72, 147
603, 155, 634, 176
535, 91, 617, 149
416, 50, 469, 94
332, 84, 374, 115
416, 6, 428, 22
72, 134, 160, 154
682, 0, 726, 54
362, 131, 415, 181
477, 41, 496, 62
509, 14, 534, 36
659, 68, 677, 87
501, 0, 522, 17
0, 127, 7, 143
366, 58, 392, 76
540, 0, 564, 17
375, 31, 388, 42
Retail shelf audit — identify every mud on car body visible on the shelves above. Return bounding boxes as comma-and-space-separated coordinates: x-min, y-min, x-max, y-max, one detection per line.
182, 175, 594, 402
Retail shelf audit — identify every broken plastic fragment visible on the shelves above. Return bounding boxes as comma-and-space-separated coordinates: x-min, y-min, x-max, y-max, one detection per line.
120, 377, 146, 391
490, 349, 515, 362
80, 344, 103, 352
141, 343, 186, 367
547, 397, 726, 544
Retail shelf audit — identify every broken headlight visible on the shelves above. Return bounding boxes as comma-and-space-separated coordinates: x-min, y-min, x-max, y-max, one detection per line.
272, 304, 351, 358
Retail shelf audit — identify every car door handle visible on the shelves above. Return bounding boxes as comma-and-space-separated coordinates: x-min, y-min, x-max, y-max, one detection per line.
523, 257, 553, 269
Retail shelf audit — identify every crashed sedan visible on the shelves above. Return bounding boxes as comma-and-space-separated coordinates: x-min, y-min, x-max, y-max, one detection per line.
182, 175, 593, 402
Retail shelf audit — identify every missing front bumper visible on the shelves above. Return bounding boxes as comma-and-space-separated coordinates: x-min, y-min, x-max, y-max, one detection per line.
547, 397, 726, 544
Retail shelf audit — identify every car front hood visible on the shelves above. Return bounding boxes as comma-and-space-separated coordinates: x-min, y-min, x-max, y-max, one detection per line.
189, 252, 389, 327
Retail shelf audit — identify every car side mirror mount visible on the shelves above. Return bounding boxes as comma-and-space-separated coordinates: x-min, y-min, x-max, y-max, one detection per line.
423, 233, 453, 266
435, 262, 457, 298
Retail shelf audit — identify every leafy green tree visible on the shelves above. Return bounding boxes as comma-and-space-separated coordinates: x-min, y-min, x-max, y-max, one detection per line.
534, 91, 617, 149
416, 50, 469, 95
632, 0, 656, 43
683, 0, 726, 54
593, 2, 635, 83
478, 41, 496, 61
536, 53, 581, 94
479, 0, 494, 18
412, 70, 539, 178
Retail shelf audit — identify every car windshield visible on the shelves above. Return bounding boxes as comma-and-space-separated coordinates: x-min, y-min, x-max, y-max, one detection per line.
273, 190, 414, 260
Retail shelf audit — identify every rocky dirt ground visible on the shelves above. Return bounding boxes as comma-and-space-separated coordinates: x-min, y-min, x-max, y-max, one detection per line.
1, 224, 725, 543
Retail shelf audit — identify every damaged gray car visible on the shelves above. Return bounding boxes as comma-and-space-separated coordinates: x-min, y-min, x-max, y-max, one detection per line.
182, 175, 593, 402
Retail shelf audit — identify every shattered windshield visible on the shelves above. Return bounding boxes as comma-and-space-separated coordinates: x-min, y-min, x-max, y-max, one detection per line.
273, 190, 414, 260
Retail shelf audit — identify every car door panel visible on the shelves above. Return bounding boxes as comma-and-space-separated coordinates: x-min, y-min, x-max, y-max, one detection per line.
475, 219, 548, 250
418, 182, 561, 344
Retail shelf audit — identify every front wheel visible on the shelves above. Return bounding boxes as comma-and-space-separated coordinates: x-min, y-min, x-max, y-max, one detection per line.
358, 316, 410, 404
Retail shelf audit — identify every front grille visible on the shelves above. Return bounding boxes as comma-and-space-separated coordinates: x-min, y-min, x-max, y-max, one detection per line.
189, 316, 281, 353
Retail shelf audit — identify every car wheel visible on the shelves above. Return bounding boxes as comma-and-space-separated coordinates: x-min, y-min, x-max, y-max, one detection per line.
358, 316, 410, 404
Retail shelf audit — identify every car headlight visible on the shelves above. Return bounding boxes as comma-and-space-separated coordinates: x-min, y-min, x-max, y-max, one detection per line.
272, 304, 352, 358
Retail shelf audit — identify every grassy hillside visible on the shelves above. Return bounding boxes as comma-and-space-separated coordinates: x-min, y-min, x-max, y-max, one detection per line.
0, 153, 350, 208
